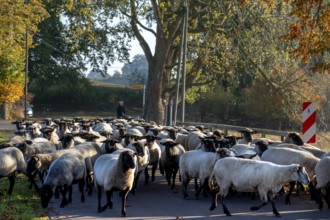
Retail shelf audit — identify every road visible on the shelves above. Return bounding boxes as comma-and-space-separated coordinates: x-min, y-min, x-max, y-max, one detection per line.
47, 170, 329, 220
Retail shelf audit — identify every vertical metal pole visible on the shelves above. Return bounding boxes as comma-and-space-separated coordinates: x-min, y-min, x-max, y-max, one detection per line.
173, 3, 185, 126
24, 26, 28, 120
142, 85, 146, 118
181, 1, 188, 122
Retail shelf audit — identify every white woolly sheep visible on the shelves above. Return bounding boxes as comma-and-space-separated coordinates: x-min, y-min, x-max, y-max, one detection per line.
144, 135, 161, 184
39, 153, 86, 208
126, 140, 150, 194
92, 122, 113, 138
15, 140, 57, 159
261, 147, 319, 205
313, 156, 330, 210
179, 148, 233, 200
0, 147, 27, 194
93, 150, 137, 217
100, 138, 124, 154
159, 139, 185, 189
236, 128, 256, 145
186, 130, 206, 151
209, 157, 310, 217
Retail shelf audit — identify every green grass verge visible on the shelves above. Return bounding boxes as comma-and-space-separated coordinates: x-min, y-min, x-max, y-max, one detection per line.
0, 174, 48, 220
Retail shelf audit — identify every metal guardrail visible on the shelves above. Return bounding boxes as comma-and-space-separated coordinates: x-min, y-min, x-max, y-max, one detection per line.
177, 122, 290, 140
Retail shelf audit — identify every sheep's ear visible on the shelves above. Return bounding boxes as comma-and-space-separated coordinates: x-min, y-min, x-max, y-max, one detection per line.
292, 165, 299, 172
32, 156, 39, 162
25, 140, 33, 145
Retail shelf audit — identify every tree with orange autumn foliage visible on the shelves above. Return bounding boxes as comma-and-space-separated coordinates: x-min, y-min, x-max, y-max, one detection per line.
0, 0, 48, 105
282, 0, 330, 74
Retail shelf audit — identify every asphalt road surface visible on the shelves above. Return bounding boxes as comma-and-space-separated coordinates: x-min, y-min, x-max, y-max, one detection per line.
47, 170, 329, 220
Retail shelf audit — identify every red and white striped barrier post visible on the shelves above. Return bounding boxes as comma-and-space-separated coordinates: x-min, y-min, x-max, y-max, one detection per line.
302, 102, 316, 143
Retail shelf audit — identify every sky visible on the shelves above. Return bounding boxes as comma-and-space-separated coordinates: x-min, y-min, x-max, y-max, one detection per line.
107, 30, 156, 75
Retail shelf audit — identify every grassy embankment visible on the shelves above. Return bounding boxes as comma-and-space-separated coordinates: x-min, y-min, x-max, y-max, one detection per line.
0, 132, 48, 220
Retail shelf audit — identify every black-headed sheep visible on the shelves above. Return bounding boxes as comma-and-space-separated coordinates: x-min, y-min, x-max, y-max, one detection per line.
209, 157, 310, 217
39, 153, 86, 208
0, 147, 27, 194
93, 150, 137, 217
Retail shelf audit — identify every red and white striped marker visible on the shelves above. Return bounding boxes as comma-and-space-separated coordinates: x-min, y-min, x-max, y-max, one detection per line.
302, 102, 316, 143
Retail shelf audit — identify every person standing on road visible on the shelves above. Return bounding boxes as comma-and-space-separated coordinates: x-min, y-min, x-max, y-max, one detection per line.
117, 101, 126, 119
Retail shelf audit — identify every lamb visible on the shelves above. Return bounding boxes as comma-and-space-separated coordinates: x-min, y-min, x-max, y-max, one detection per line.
313, 156, 330, 210
261, 147, 319, 205
209, 157, 310, 217
179, 148, 233, 200
0, 147, 27, 195
159, 139, 185, 189
93, 150, 137, 217
39, 153, 86, 208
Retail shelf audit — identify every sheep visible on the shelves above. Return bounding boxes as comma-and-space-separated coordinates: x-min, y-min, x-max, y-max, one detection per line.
159, 139, 185, 189
144, 134, 161, 184
15, 140, 57, 159
92, 122, 113, 138
236, 128, 256, 145
186, 130, 206, 151
122, 128, 144, 147
261, 147, 319, 205
126, 140, 150, 194
179, 148, 233, 200
0, 147, 27, 195
27, 122, 43, 139
39, 153, 86, 208
93, 150, 137, 217
60, 133, 86, 149
26, 142, 102, 195
100, 138, 124, 154
40, 126, 63, 150
209, 157, 310, 217
312, 156, 330, 210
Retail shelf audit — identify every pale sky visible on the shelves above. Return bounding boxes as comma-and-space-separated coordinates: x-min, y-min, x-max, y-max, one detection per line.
108, 30, 156, 75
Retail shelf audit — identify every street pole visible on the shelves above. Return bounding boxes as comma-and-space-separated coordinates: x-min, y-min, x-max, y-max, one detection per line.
24, 0, 29, 121
181, 0, 188, 123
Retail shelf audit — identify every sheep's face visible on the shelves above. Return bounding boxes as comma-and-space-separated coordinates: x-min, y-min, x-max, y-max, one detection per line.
287, 133, 304, 146
103, 139, 119, 154
15, 142, 28, 155
215, 148, 232, 159
291, 166, 310, 185
120, 151, 136, 171
132, 141, 146, 157
40, 185, 53, 208
26, 156, 41, 175
200, 138, 216, 152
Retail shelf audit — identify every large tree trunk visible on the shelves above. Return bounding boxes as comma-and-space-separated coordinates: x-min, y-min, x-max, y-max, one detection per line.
144, 60, 167, 125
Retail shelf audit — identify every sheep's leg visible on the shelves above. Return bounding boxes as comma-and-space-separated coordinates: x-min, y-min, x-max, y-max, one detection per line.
209, 188, 219, 211
194, 178, 199, 192
54, 186, 60, 199
68, 185, 73, 204
270, 196, 280, 217
324, 188, 330, 209
159, 160, 164, 176
182, 176, 190, 200
144, 166, 150, 185
78, 179, 85, 202
309, 182, 316, 201
7, 173, 16, 195
121, 188, 130, 217
97, 185, 103, 212
59, 187, 68, 208
151, 163, 158, 182
285, 181, 296, 205
171, 168, 178, 189
131, 171, 142, 195
221, 196, 231, 216
102, 190, 113, 211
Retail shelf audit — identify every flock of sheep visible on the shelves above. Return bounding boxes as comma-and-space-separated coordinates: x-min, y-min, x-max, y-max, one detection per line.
0, 117, 329, 217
